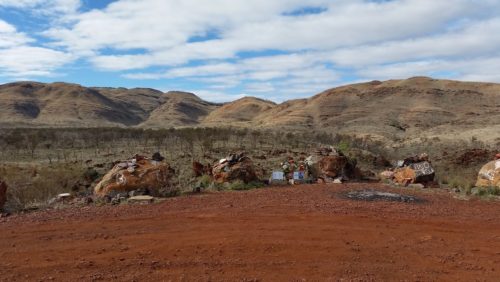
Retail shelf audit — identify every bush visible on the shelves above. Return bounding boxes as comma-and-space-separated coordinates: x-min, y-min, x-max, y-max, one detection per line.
337, 140, 350, 154
229, 180, 264, 191
474, 186, 500, 197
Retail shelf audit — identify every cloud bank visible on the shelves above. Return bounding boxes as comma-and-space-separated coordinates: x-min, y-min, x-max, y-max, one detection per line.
0, 0, 499, 101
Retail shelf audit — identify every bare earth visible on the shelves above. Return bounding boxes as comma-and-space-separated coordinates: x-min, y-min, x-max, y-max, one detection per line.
1, 184, 499, 281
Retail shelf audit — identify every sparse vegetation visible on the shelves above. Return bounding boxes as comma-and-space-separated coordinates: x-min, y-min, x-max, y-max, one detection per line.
228, 180, 265, 191
0, 127, 331, 212
0, 126, 497, 212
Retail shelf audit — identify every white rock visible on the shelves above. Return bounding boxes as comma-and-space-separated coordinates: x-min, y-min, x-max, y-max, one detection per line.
57, 193, 71, 199
128, 195, 154, 203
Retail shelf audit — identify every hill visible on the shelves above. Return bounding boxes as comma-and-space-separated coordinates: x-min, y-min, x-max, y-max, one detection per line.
0, 77, 498, 144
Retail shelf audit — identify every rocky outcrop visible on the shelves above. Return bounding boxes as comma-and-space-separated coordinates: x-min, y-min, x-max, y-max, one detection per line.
318, 155, 348, 180
212, 153, 258, 183
476, 160, 500, 188
94, 157, 175, 197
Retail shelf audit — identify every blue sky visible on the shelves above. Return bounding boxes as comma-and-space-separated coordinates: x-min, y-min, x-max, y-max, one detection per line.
0, 0, 500, 102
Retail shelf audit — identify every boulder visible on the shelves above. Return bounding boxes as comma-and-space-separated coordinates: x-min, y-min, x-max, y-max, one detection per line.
0, 180, 7, 211
393, 161, 435, 186
476, 160, 500, 188
212, 155, 258, 183
94, 158, 175, 197
318, 155, 348, 180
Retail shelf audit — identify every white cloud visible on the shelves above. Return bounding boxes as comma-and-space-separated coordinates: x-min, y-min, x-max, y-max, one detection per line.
356, 56, 500, 83
0, 0, 81, 15
2, 0, 500, 101
329, 17, 500, 67
188, 89, 246, 103
0, 19, 73, 78
0, 20, 32, 48
44, 0, 500, 71
0, 46, 72, 77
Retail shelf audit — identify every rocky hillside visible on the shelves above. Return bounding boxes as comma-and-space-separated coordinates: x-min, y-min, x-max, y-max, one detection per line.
0, 82, 219, 128
0, 77, 499, 143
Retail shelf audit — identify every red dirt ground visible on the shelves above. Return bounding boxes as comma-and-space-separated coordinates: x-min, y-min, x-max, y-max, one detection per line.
1, 183, 499, 281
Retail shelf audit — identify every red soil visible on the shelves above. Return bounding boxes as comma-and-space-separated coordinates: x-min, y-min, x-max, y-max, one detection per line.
1, 183, 499, 281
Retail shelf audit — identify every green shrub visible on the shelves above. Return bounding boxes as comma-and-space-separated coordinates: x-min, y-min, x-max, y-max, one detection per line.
477, 186, 500, 196
229, 180, 264, 191
337, 140, 350, 154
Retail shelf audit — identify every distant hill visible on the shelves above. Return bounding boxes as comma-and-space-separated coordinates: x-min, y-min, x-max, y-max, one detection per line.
1, 77, 499, 144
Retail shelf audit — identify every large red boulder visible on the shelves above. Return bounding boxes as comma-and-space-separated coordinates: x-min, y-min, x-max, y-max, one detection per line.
212, 156, 258, 183
318, 155, 348, 180
94, 159, 175, 197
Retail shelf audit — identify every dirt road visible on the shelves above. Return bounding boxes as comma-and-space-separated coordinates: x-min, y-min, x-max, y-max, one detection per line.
1, 184, 499, 281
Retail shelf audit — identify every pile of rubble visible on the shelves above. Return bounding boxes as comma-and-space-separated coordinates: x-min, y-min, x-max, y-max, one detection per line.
475, 153, 500, 188
211, 152, 258, 183
311, 147, 357, 184
380, 153, 435, 187
94, 153, 175, 197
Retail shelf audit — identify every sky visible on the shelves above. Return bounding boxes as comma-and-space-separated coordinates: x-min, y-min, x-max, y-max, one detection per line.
0, 0, 499, 102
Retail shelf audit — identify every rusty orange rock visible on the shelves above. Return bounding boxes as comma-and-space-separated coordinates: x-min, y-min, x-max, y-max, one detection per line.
393, 161, 435, 186
94, 159, 175, 197
212, 157, 258, 183
393, 167, 416, 185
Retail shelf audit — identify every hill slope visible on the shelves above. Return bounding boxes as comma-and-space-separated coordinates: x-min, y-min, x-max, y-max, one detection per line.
252, 77, 500, 143
0, 77, 498, 143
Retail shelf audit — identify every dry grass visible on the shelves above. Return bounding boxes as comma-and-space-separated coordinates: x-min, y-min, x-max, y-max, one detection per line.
0, 127, 496, 213
1, 163, 86, 212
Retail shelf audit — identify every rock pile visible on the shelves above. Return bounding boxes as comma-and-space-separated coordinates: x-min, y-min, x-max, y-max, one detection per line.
308, 147, 356, 183
212, 152, 258, 183
383, 153, 435, 187
94, 153, 175, 197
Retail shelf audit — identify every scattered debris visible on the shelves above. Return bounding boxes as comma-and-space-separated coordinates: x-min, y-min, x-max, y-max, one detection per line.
94, 153, 175, 197
0, 180, 7, 211
475, 155, 500, 188
344, 190, 424, 203
212, 152, 258, 183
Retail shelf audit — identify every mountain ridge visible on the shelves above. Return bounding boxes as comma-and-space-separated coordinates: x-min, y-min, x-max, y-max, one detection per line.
1, 77, 499, 144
